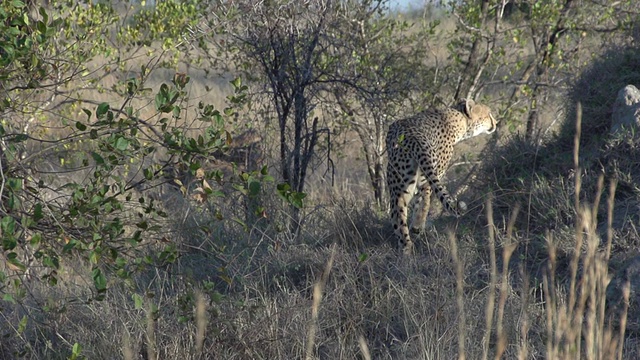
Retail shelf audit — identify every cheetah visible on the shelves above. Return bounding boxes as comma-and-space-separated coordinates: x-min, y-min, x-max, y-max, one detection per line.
386, 99, 497, 254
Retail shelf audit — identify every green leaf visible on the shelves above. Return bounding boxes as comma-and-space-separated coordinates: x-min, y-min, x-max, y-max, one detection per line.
43, 256, 59, 269
1, 46, 15, 63
21, 213, 35, 229
276, 183, 306, 209
30, 232, 42, 246
92, 268, 107, 292
232, 183, 247, 196
126, 79, 138, 96
1, 216, 16, 236
143, 168, 153, 180
96, 103, 110, 119
7, 178, 22, 192
13, 315, 27, 334
7, 252, 26, 271
291, 193, 306, 209
133, 293, 144, 309
38, 6, 48, 24
75, 121, 87, 131
63, 239, 77, 253
89, 250, 100, 264
155, 92, 165, 111
33, 203, 43, 222
230, 77, 242, 89
91, 152, 105, 165
45, 271, 58, 286
36, 20, 46, 34
248, 179, 261, 197
17, 316, 27, 334
115, 137, 129, 151
70, 342, 82, 360
211, 190, 225, 198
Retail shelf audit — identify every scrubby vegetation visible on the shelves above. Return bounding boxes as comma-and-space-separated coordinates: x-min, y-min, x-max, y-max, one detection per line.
1, 1, 640, 359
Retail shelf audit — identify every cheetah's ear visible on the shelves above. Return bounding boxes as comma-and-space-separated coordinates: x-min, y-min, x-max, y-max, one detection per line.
463, 99, 475, 117
456, 99, 475, 117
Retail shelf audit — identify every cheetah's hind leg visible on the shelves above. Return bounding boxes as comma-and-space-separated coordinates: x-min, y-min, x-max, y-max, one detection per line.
387, 165, 416, 255
410, 172, 432, 234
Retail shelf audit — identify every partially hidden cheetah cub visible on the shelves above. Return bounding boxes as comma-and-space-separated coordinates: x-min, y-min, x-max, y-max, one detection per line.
386, 99, 497, 254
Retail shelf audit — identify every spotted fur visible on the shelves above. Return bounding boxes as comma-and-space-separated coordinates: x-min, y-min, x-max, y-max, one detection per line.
386, 99, 497, 254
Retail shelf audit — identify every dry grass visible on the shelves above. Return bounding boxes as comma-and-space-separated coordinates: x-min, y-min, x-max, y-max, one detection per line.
1, 175, 636, 359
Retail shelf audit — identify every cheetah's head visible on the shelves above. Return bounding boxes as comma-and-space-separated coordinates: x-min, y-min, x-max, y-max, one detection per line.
457, 99, 497, 139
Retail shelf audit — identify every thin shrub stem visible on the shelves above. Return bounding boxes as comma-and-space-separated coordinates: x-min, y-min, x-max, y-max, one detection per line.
305, 244, 336, 360
495, 241, 517, 359
605, 179, 617, 262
